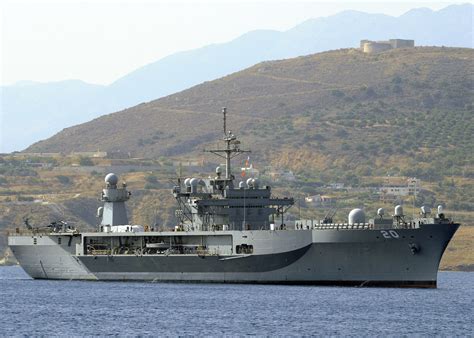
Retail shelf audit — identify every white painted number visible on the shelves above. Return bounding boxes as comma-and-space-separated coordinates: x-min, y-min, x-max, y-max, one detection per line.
380, 230, 399, 239
389, 230, 399, 238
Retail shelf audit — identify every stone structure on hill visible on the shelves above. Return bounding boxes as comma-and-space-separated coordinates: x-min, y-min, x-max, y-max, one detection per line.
360, 39, 415, 53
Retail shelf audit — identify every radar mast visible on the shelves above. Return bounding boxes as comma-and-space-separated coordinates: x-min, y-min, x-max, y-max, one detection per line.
204, 108, 250, 183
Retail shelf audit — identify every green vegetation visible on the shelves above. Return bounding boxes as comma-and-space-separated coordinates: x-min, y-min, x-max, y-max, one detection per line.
79, 157, 94, 166
144, 174, 162, 189
56, 175, 72, 185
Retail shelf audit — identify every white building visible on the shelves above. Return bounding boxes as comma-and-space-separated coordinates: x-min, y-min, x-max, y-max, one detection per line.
305, 194, 336, 207
380, 177, 420, 199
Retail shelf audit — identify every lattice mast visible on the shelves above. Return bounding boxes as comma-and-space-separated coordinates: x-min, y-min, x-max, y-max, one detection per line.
204, 107, 250, 183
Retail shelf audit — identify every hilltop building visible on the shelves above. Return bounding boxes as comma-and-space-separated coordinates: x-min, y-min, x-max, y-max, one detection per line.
69, 151, 108, 158
327, 183, 345, 190
380, 177, 420, 202
172, 159, 206, 168
360, 39, 415, 54
305, 194, 336, 207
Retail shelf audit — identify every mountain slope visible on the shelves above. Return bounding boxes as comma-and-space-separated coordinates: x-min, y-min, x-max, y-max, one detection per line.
3, 3, 473, 153
27, 47, 473, 184
107, 4, 473, 107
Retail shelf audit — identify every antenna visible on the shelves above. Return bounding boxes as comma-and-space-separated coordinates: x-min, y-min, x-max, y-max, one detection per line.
204, 108, 250, 182
177, 162, 183, 185
222, 107, 227, 136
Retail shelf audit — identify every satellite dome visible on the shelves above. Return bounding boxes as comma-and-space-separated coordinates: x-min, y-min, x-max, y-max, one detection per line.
105, 173, 118, 186
394, 205, 404, 217
216, 166, 222, 174
437, 205, 444, 215
421, 205, 431, 215
377, 208, 385, 218
246, 178, 254, 187
348, 208, 365, 225
184, 178, 191, 187
239, 181, 246, 188
189, 178, 199, 187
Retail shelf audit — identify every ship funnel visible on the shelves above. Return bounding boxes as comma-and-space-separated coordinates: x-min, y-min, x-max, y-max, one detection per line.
100, 173, 130, 227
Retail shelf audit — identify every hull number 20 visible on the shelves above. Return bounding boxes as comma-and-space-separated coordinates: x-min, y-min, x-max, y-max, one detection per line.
380, 230, 400, 239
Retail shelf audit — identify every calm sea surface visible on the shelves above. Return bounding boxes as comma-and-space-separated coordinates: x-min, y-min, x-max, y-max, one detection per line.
0, 266, 472, 336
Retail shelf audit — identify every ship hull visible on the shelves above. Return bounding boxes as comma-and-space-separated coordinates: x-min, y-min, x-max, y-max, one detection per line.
8, 223, 458, 288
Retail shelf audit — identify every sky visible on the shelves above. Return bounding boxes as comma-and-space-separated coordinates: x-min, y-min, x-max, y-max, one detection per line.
0, 0, 467, 86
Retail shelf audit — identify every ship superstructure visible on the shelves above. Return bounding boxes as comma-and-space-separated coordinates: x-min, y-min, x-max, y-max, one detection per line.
8, 109, 459, 287
173, 108, 293, 232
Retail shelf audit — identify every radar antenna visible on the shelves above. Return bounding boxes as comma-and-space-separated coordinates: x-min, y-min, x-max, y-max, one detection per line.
204, 108, 250, 182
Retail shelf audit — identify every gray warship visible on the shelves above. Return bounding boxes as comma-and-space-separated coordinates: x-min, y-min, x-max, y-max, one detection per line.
8, 109, 459, 287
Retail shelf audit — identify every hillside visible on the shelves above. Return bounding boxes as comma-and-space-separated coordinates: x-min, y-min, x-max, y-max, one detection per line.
2, 3, 473, 152
29, 47, 473, 181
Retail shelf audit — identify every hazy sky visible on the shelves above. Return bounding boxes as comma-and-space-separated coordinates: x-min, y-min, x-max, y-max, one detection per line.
0, 0, 466, 86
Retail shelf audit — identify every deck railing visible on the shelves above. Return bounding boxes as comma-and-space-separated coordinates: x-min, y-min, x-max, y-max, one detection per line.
8, 221, 421, 237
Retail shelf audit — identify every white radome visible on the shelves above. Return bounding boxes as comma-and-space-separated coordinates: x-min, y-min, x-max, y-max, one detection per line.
184, 178, 191, 187
421, 205, 431, 215
348, 208, 365, 225
105, 173, 118, 185
377, 208, 385, 217
394, 205, 404, 217
190, 178, 199, 186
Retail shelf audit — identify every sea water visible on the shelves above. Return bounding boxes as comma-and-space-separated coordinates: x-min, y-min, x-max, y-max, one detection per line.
0, 266, 472, 336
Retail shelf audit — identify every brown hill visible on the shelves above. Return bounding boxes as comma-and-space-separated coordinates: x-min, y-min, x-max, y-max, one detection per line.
28, 47, 473, 182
